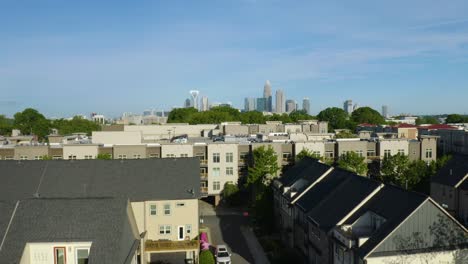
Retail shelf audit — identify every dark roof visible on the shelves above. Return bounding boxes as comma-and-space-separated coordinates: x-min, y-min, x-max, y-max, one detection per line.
296, 169, 354, 212
0, 158, 201, 201
0, 201, 16, 241
307, 174, 381, 232
0, 198, 139, 264
343, 185, 427, 258
279, 157, 331, 187
431, 155, 468, 189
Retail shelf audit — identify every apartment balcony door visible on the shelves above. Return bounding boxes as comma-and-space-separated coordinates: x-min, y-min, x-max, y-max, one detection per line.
178, 226, 185, 240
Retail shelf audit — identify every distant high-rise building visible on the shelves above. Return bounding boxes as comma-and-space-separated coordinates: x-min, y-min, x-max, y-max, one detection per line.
244, 97, 256, 111
276, 90, 284, 113
353, 103, 359, 111
256, 98, 267, 112
184, 98, 191, 108
286, 99, 296, 113
302, 97, 310, 114
344, 99, 353, 114
382, 105, 389, 118
264, 80, 273, 112
201, 96, 209, 111
189, 90, 199, 109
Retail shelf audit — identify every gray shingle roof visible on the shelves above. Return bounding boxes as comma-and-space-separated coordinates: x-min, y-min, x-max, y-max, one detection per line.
0, 198, 139, 264
431, 155, 468, 189
0, 158, 201, 201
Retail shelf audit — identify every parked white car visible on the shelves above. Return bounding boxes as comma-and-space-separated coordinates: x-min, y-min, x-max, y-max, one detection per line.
215, 245, 232, 264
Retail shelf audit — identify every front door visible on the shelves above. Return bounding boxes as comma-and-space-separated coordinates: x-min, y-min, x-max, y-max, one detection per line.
178, 226, 185, 240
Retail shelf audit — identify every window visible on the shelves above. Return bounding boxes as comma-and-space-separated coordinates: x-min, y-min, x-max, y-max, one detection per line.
164, 204, 171, 215
159, 225, 171, 235
118, 154, 127, 159
180, 153, 188, 158
20, 155, 28, 160
176, 202, 185, 207
367, 150, 375, 157
426, 148, 433, 158
213, 153, 220, 163
166, 154, 175, 158
84, 155, 93, 159
54, 247, 66, 264
68, 155, 77, 160
313, 151, 320, 156
282, 152, 291, 161
226, 152, 233, 163
398, 149, 404, 155
325, 151, 334, 158
133, 154, 141, 159
213, 181, 221, 191
356, 150, 363, 157
34, 156, 43, 160
149, 153, 159, 158
240, 152, 248, 163
335, 244, 343, 261
212, 167, 220, 177
76, 248, 89, 264
186, 224, 192, 234
53, 156, 62, 160
384, 150, 391, 158
150, 204, 157, 215
226, 167, 234, 176
5, 156, 13, 160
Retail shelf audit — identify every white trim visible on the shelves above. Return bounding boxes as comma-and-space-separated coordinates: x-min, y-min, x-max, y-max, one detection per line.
363, 198, 429, 259
75, 247, 90, 264
454, 173, 468, 189
177, 225, 185, 241
336, 184, 384, 226
0, 200, 20, 251
290, 167, 334, 205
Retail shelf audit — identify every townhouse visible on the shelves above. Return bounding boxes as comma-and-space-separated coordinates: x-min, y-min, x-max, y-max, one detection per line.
0, 158, 201, 264
274, 158, 468, 264
431, 154, 468, 227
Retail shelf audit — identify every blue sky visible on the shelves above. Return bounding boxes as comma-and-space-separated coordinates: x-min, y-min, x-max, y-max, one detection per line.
1, 0, 468, 118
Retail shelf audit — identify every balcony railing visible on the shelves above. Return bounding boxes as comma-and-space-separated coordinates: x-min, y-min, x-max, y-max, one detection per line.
200, 187, 208, 194
199, 159, 207, 165
200, 173, 208, 179
145, 239, 199, 252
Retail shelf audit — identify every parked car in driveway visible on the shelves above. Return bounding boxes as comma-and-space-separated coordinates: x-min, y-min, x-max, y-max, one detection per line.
215, 245, 232, 264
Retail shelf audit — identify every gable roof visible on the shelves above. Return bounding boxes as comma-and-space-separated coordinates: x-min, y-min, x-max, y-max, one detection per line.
307, 174, 382, 232
0, 158, 201, 201
0, 198, 139, 264
431, 155, 468, 189
342, 185, 428, 258
296, 169, 354, 212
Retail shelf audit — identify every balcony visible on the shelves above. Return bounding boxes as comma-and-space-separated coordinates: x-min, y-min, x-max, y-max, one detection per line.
145, 239, 199, 252
200, 187, 208, 194
200, 172, 208, 180
199, 159, 207, 165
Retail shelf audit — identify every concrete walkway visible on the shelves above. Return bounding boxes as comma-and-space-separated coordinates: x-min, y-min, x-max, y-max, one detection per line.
241, 226, 270, 264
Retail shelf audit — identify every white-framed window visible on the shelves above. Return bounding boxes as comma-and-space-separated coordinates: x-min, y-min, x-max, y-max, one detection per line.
133, 154, 141, 159
226, 167, 234, 176
186, 224, 192, 234
118, 154, 127, 159
159, 225, 171, 235
54, 247, 65, 264
84, 155, 93, 160
53, 156, 62, 160
166, 154, 175, 158
384, 150, 391, 158
313, 151, 321, 156
213, 153, 220, 163
426, 148, 432, 158
68, 155, 77, 160
180, 153, 188, 158
150, 204, 157, 215
226, 152, 233, 163
212, 167, 220, 177
398, 149, 404, 155
213, 181, 221, 191
34, 156, 43, 160
20, 155, 28, 160
5, 156, 13, 160
356, 150, 363, 157
164, 204, 171, 215
149, 153, 159, 158
176, 202, 185, 207
76, 248, 90, 264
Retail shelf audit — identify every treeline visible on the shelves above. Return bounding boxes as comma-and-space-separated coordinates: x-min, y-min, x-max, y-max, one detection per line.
167, 106, 317, 124
0, 108, 101, 140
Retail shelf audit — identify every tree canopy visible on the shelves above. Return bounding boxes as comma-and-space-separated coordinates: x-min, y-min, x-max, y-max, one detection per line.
13, 108, 50, 140
0, 115, 13, 135
445, 114, 468, 124
416, 116, 439, 125
317, 107, 349, 131
350, 107, 385, 125
335, 130, 358, 139
337, 151, 368, 176
51, 116, 101, 136
247, 146, 280, 187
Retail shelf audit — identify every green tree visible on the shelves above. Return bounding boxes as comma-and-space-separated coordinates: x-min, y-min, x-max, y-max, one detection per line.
445, 114, 466, 124
337, 151, 368, 176
13, 108, 50, 140
351, 107, 385, 125
335, 130, 358, 139
289, 110, 315, 122
167, 107, 198, 123
221, 182, 241, 206
267, 113, 292, 123
415, 116, 439, 125
381, 154, 412, 189
317, 107, 349, 131
239, 111, 266, 124
97, 153, 112, 160
199, 250, 215, 264
0, 115, 13, 135
51, 116, 101, 136
295, 149, 321, 161
247, 146, 280, 187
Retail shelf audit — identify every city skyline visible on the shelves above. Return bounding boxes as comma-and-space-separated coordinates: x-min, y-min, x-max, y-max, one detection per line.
1, 1, 468, 117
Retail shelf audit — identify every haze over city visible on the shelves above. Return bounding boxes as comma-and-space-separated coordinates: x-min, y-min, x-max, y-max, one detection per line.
1, 0, 468, 117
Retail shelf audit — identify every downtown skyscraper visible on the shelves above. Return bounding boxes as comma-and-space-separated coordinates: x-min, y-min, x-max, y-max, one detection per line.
302, 97, 310, 115
276, 89, 284, 113
263, 80, 273, 112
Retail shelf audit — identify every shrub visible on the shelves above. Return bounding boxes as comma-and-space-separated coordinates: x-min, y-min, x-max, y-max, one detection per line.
199, 250, 215, 264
